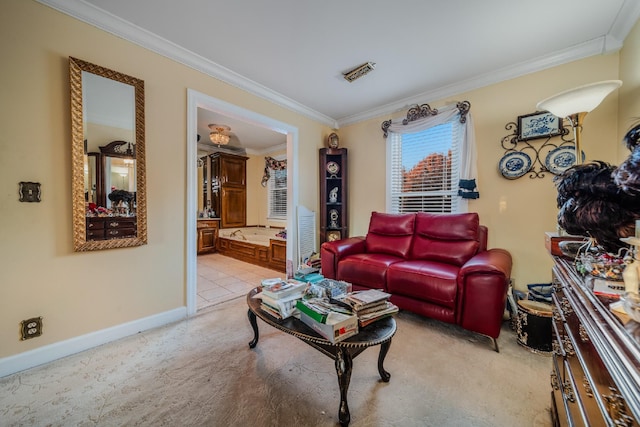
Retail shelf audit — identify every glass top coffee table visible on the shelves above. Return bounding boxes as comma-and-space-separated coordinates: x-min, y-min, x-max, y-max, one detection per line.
246, 287, 396, 427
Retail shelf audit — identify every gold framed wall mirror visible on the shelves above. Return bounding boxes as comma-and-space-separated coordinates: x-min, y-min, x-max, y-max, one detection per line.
69, 57, 147, 251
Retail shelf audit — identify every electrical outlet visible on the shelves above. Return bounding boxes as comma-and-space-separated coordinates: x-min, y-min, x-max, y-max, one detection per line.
20, 317, 42, 340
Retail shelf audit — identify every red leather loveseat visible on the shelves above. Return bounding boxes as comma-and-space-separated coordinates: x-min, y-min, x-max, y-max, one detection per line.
320, 212, 512, 351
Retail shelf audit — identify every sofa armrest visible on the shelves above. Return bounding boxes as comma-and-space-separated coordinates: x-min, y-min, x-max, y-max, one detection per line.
320, 237, 366, 279
456, 249, 513, 339
460, 248, 512, 278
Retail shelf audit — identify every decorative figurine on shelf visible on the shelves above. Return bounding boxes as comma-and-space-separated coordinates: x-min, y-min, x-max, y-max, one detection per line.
327, 132, 339, 149
329, 187, 338, 203
329, 209, 339, 229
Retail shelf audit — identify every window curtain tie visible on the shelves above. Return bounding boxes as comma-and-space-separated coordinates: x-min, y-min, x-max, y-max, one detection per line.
458, 179, 479, 199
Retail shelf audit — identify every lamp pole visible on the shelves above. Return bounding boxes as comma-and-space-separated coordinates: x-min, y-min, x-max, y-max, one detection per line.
568, 111, 587, 165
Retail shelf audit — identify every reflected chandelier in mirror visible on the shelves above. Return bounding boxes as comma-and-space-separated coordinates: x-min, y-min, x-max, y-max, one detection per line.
69, 57, 147, 251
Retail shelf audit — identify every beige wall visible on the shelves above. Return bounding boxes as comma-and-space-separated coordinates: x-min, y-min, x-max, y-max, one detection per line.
0, 0, 327, 359
341, 53, 623, 291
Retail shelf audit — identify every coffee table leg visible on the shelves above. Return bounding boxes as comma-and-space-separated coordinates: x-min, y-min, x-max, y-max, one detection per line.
247, 309, 259, 348
377, 339, 392, 382
335, 347, 353, 427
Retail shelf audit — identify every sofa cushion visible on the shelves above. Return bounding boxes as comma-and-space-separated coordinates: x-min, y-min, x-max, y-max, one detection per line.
365, 212, 415, 259
387, 260, 459, 308
337, 253, 402, 291
409, 212, 480, 266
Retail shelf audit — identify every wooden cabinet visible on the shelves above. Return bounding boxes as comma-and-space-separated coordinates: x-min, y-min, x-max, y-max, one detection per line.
197, 219, 219, 254
209, 153, 247, 229
550, 257, 640, 426
269, 239, 287, 272
319, 148, 348, 244
86, 216, 137, 240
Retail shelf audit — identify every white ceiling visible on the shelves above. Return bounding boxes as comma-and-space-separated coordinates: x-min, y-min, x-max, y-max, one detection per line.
42, 0, 640, 151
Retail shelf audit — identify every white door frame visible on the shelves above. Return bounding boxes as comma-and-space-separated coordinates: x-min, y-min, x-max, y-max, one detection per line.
186, 89, 300, 315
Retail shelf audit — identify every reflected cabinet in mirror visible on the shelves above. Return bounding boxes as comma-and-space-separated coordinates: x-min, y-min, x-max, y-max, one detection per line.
70, 57, 147, 251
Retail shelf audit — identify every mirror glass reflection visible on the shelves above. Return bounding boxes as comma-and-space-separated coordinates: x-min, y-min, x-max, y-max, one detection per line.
70, 57, 146, 251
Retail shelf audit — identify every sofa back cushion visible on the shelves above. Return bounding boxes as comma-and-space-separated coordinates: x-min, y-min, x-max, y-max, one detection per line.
365, 212, 415, 259
410, 212, 480, 266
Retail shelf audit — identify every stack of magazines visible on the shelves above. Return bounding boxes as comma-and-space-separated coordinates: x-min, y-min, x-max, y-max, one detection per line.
259, 279, 307, 319
335, 289, 399, 327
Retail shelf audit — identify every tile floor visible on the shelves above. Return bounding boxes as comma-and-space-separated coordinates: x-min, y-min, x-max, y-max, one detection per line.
197, 253, 283, 310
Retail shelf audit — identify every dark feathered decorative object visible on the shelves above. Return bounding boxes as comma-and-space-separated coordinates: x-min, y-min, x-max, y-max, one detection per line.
614, 122, 640, 194
108, 189, 135, 205
555, 122, 640, 253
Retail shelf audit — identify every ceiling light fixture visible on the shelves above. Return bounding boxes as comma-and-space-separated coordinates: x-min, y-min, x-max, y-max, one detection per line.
343, 62, 376, 82
209, 124, 231, 146
536, 80, 622, 165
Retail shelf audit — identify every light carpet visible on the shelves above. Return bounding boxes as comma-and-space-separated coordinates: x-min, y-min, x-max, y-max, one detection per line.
1, 295, 552, 426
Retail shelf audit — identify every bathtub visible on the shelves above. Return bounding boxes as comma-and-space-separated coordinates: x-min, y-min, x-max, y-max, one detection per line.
218, 226, 285, 246
217, 226, 286, 272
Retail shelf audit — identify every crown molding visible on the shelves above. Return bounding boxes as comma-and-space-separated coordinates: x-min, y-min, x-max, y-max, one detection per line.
36, 0, 337, 128
337, 36, 620, 127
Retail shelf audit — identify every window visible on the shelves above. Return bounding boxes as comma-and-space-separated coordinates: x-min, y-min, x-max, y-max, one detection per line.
268, 167, 287, 220
388, 118, 463, 213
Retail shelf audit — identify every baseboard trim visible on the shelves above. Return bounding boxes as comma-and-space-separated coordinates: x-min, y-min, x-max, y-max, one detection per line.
0, 307, 187, 378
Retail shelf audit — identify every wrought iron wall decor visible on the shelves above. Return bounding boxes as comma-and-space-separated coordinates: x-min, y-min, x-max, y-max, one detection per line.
499, 113, 573, 180
381, 101, 470, 137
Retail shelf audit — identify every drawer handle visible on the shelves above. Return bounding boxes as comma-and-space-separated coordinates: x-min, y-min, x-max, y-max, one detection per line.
563, 379, 576, 403
88, 223, 94, 228
109, 230, 119, 236
110, 222, 120, 227
561, 336, 575, 357
561, 297, 573, 315
582, 376, 593, 398
603, 387, 633, 427
579, 324, 589, 343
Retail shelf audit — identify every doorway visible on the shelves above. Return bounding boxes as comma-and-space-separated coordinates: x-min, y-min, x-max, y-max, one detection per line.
186, 89, 300, 315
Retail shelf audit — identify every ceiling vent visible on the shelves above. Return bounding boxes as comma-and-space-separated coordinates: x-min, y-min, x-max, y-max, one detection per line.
343, 62, 376, 82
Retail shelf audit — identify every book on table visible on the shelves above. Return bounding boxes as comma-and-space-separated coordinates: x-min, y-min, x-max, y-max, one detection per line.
261, 279, 307, 300
260, 293, 303, 319
356, 301, 399, 327
334, 289, 391, 310
333, 289, 398, 327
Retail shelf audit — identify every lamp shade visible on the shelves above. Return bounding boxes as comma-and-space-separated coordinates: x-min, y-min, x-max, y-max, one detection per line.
536, 80, 622, 118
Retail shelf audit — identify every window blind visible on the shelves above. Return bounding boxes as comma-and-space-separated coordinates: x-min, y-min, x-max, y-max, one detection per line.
268, 167, 287, 219
389, 121, 462, 213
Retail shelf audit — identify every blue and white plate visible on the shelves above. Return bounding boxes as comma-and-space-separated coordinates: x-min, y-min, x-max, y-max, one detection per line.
545, 147, 583, 175
499, 151, 532, 179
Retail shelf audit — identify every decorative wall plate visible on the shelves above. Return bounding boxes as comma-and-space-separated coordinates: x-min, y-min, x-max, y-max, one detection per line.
545, 147, 582, 175
499, 152, 532, 179
326, 161, 340, 175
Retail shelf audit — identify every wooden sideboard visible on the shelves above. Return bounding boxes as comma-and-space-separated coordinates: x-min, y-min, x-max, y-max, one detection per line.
86, 216, 137, 240
197, 219, 219, 254
551, 257, 640, 426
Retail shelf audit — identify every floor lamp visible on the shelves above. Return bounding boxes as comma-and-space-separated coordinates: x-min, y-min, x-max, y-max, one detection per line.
536, 80, 622, 165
